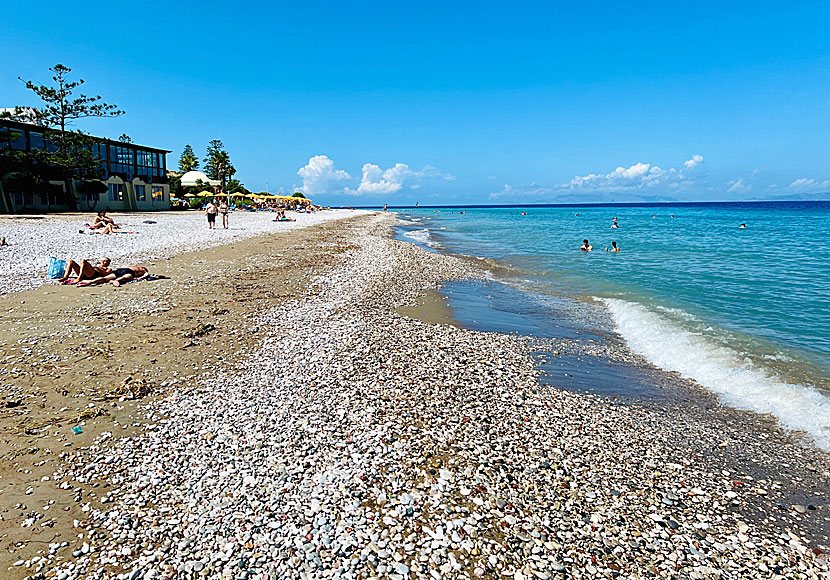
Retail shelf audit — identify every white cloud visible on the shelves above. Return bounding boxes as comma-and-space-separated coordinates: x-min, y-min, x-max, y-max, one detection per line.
787, 177, 830, 193
297, 155, 351, 196
348, 163, 454, 196
684, 154, 704, 170
726, 178, 751, 194
489, 183, 553, 200
561, 155, 703, 192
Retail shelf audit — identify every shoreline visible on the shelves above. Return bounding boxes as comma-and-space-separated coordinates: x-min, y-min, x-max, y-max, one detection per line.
403, 240, 830, 551
2, 213, 828, 578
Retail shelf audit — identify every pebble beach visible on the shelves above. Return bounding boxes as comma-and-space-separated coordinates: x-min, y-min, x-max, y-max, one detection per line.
0, 210, 362, 295
2, 212, 829, 579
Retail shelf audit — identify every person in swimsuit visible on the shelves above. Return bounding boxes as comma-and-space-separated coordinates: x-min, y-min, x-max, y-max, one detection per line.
92, 211, 118, 230
580, 239, 592, 252
219, 200, 229, 229
607, 241, 620, 252
205, 200, 218, 229
77, 266, 149, 287
59, 257, 112, 283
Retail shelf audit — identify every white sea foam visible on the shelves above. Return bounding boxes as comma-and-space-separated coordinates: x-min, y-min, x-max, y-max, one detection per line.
603, 298, 830, 451
402, 229, 440, 248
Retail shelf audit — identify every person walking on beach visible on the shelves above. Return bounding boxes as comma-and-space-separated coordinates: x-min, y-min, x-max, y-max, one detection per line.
205, 199, 218, 229
219, 200, 230, 229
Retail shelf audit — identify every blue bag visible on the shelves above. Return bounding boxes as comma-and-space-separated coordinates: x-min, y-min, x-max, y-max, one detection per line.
47, 257, 67, 279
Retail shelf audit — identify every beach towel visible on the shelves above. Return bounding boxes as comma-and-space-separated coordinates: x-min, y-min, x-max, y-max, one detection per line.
47, 257, 67, 279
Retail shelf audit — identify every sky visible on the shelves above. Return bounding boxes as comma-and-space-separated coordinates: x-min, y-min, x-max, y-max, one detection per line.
1, 1, 829, 206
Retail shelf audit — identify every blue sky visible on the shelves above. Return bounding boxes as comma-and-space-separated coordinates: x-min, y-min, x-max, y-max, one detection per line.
1, 1, 829, 205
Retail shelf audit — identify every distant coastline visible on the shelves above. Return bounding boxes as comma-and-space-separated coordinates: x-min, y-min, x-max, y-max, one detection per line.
355, 199, 830, 210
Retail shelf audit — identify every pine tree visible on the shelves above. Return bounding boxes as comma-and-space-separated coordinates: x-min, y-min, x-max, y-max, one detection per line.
203, 140, 236, 189
17, 64, 123, 210
178, 144, 199, 172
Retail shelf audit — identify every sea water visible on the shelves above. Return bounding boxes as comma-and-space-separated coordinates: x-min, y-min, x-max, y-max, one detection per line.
395, 201, 830, 450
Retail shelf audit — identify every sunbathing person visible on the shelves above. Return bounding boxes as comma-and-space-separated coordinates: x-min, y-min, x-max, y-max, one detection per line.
93, 211, 118, 229
274, 210, 295, 222
59, 257, 112, 283
77, 265, 149, 287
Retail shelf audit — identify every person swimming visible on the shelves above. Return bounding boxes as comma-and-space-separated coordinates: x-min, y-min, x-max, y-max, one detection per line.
739, 223, 746, 228
580, 239, 592, 252
611, 222, 619, 228
608, 241, 620, 252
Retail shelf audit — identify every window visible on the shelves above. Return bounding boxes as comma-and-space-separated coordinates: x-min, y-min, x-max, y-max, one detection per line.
0, 126, 11, 149
152, 186, 164, 202
10, 127, 26, 150
30, 132, 44, 150
40, 184, 62, 206
108, 183, 123, 202
135, 184, 146, 201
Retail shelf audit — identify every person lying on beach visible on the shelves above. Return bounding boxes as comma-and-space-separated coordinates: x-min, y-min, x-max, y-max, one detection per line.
580, 239, 593, 252
59, 257, 111, 283
77, 266, 149, 287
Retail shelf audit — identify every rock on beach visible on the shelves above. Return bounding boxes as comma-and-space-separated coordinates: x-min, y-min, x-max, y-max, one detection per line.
18, 213, 830, 579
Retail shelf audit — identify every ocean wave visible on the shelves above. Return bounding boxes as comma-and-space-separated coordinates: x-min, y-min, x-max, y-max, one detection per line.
402, 229, 441, 248
603, 298, 830, 451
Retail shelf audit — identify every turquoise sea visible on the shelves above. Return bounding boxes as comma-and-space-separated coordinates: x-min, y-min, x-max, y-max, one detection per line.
394, 201, 830, 450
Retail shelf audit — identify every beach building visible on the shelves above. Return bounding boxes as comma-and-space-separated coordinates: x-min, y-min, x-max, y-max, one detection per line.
178, 170, 220, 189
0, 117, 171, 213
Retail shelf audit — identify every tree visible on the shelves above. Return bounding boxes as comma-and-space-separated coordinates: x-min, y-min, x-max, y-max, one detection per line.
225, 178, 249, 195
167, 172, 183, 198
203, 140, 236, 191
118, 133, 132, 143
292, 192, 306, 198
178, 144, 199, 172
18, 64, 123, 210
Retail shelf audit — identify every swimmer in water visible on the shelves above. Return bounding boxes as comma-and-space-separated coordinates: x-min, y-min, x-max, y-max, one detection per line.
611, 222, 619, 228
521, 212, 527, 215
739, 223, 746, 228
607, 241, 620, 252
580, 239, 592, 252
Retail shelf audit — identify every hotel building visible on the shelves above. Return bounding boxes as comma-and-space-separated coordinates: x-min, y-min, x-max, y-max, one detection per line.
0, 117, 171, 213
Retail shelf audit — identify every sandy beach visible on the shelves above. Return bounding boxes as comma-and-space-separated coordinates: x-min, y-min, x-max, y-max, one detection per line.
0, 209, 364, 295
1, 212, 828, 579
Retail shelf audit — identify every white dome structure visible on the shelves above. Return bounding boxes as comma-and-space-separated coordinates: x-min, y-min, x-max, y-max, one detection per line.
180, 170, 220, 187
